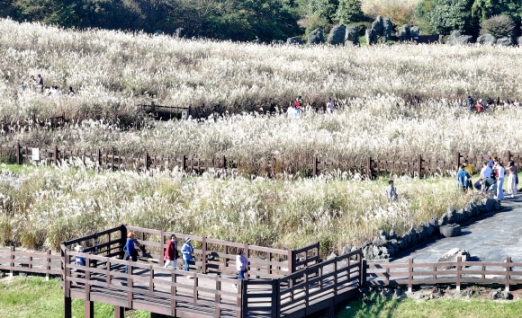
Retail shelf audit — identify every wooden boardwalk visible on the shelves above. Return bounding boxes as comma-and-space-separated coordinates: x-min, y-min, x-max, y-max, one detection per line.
61, 225, 363, 317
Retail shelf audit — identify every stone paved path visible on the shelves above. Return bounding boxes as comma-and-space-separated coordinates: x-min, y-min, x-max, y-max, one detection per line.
392, 194, 522, 263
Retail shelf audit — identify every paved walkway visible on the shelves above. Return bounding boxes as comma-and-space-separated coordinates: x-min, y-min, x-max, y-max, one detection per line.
392, 194, 522, 263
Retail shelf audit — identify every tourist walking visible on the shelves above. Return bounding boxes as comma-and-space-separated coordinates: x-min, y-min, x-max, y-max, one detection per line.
181, 237, 194, 272
235, 249, 248, 289
456, 165, 471, 193
294, 96, 303, 116
462, 160, 473, 190
326, 98, 334, 113
75, 245, 86, 266
475, 161, 492, 191
494, 161, 505, 199
507, 160, 518, 198
164, 234, 178, 269
385, 180, 398, 201
37, 74, 44, 92
466, 96, 474, 111
124, 232, 137, 273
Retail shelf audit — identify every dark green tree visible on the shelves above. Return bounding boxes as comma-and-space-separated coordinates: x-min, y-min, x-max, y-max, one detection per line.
334, 0, 364, 24
415, 0, 477, 35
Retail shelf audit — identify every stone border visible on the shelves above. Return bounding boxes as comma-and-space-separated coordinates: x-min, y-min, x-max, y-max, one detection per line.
356, 198, 501, 260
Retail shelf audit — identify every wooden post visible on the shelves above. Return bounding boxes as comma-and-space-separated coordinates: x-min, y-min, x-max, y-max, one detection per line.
171, 272, 178, 317
202, 237, 207, 274
223, 155, 227, 170
46, 250, 51, 281
160, 230, 165, 267
455, 152, 461, 169
417, 155, 422, 178
367, 157, 372, 179
360, 255, 367, 288
149, 265, 154, 293
64, 295, 72, 318
506, 256, 512, 292
182, 155, 187, 172
144, 152, 149, 171
114, 306, 124, 318
193, 273, 199, 302
53, 145, 58, 166
408, 258, 413, 293
127, 266, 133, 309
313, 156, 318, 177
84, 299, 94, 318
15, 143, 21, 165
456, 256, 461, 291
9, 246, 15, 277
288, 250, 295, 274
215, 275, 221, 318
271, 157, 276, 177
97, 149, 102, 167
272, 279, 280, 318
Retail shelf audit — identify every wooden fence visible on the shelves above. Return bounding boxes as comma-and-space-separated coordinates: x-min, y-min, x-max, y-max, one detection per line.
6, 143, 522, 179
366, 256, 522, 292
0, 246, 61, 280
63, 247, 244, 318
242, 250, 364, 317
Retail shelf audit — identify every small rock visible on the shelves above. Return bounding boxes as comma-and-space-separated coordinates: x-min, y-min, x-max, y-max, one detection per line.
307, 28, 324, 45
490, 288, 501, 300
502, 291, 513, 300
477, 34, 496, 45
440, 224, 461, 238
496, 37, 513, 46
393, 288, 405, 299
287, 37, 303, 45
438, 248, 470, 269
345, 27, 359, 46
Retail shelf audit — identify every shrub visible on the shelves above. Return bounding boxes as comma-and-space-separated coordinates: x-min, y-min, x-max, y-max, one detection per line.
480, 14, 515, 38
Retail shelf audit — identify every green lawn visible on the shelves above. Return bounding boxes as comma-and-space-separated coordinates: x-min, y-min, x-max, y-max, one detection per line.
0, 277, 148, 318
338, 293, 522, 318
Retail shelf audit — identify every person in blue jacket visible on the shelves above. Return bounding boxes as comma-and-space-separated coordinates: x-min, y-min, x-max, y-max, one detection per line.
124, 232, 137, 273
456, 165, 472, 193
181, 237, 194, 272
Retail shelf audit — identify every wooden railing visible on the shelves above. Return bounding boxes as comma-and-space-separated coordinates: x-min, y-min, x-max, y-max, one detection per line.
125, 225, 318, 278
242, 250, 364, 317
0, 247, 61, 280
367, 257, 522, 292
62, 246, 243, 318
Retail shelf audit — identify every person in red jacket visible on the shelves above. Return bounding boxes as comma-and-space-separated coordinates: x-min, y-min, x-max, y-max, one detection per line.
164, 234, 178, 269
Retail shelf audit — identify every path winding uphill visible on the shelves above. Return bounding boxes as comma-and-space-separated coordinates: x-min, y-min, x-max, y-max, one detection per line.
392, 195, 522, 263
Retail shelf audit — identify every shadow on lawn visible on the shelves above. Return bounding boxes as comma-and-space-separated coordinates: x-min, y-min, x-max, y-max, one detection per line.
337, 294, 403, 318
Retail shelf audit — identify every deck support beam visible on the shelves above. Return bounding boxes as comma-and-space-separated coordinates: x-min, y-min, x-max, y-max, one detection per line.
85, 300, 94, 318
64, 296, 72, 318
114, 306, 125, 318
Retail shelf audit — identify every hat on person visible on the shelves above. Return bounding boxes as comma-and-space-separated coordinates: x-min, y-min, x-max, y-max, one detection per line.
185, 237, 191, 243
74, 245, 84, 252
